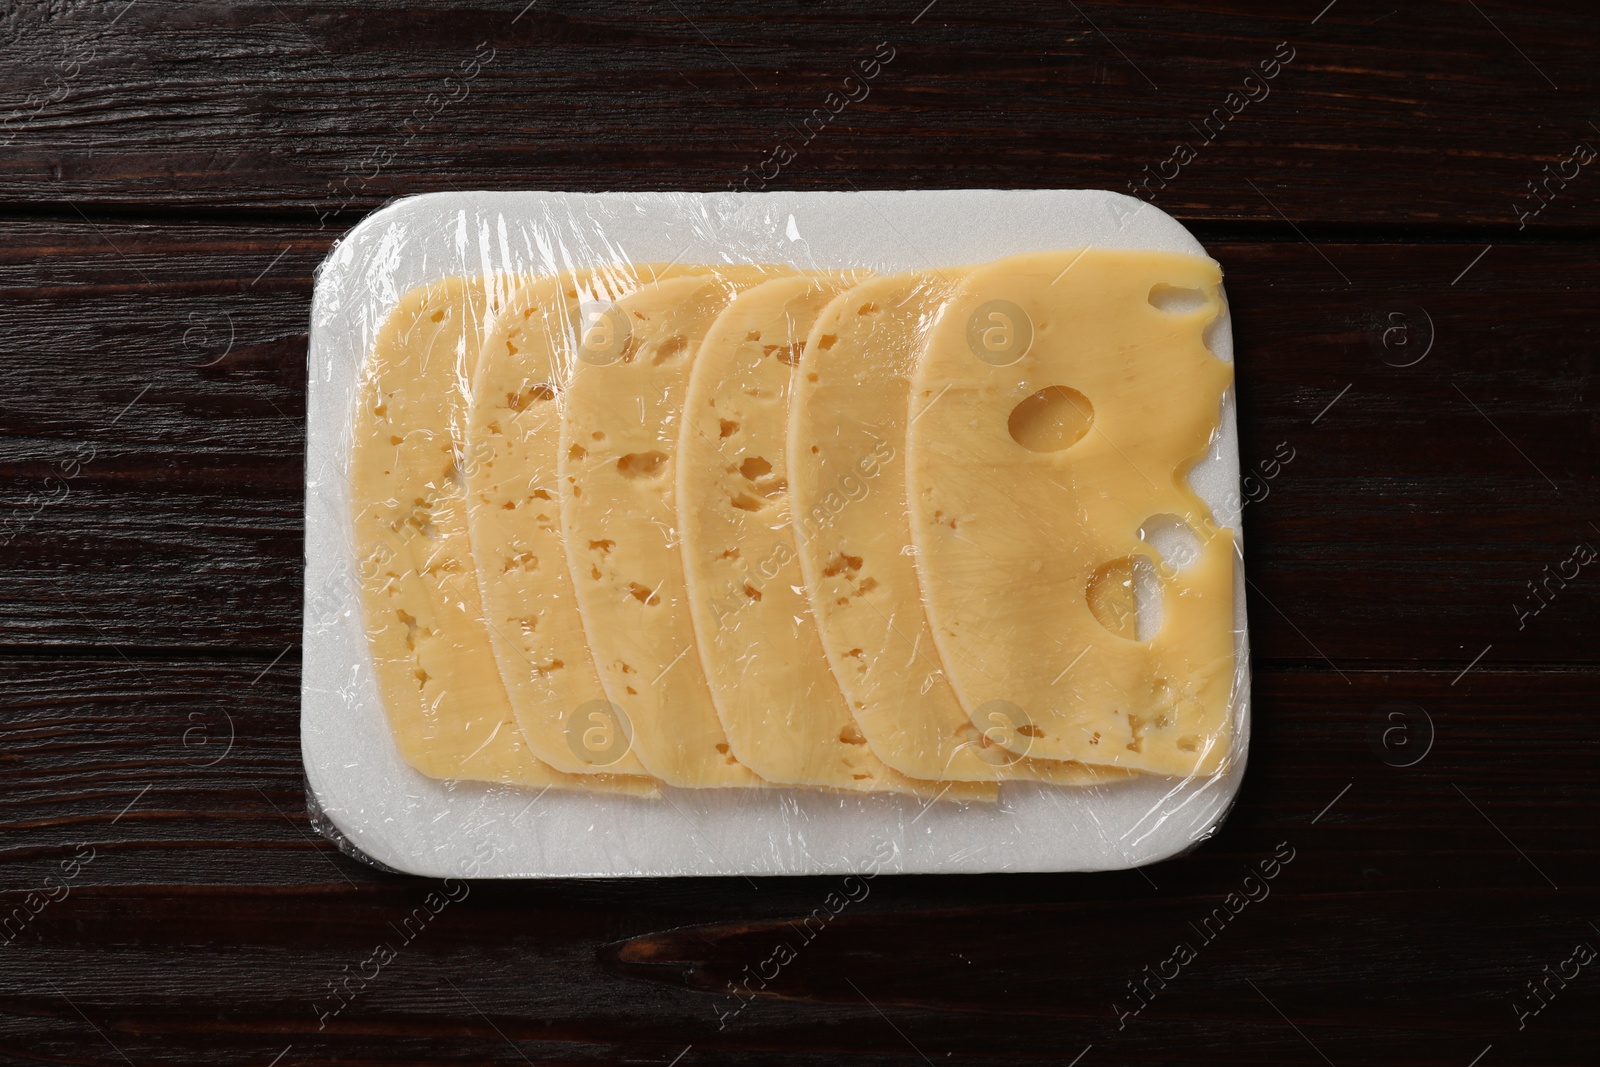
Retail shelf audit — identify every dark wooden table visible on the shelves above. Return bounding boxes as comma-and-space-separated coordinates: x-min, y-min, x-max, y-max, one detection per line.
4, 2, 1597, 1064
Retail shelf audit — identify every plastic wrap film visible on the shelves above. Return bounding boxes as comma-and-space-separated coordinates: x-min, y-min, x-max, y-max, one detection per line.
302, 190, 1252, 877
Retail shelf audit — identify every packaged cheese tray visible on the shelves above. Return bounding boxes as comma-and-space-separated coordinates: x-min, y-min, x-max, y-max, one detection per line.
302, 189, 1251, 877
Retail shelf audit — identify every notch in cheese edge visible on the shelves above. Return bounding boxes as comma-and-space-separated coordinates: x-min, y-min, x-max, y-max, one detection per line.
906, 248, 1237, 777
351, 275, 655, 795
679, 273, 997, 801
789, 271, 1129, 785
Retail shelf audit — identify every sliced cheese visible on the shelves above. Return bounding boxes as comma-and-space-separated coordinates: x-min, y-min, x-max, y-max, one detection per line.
790, 272, 1124, 784
351, 275, 654, 794
906, 249, 1236, 777
557, 270, 792, 788
679, 274, 997, 800
466, 265, 707, 777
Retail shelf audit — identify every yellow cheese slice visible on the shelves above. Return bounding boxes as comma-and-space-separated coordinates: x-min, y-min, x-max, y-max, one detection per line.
351, 275, 653, 795
465, 265, 706, 778
906, 248, 1236, 777
789, 272, 1124, 785
679, 274, 997, 800
556, 270, 794, 788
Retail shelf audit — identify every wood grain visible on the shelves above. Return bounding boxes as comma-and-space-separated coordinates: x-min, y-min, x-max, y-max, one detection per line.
0, 1, 1597, 230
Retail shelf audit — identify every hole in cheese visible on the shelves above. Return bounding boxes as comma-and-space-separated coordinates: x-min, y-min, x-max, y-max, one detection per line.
502, 551, 537, 573
652, 334, 688, 364
400, 498, 438, 540
1007, 386, 1093, 453
506, 383, 555, 411
1148, 283, 1208, 315
616, 451, 667, 479
1086, 555, 1161, 641
719, 419, 739, 438
762, 342, 804, 366
736, 455, 785, 498
396, 608, 421, 650
823, 553, 863, 578
1126, 713, 1146, 753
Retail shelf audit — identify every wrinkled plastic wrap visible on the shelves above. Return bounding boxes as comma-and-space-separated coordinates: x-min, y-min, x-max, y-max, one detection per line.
302, 190, 1251, 877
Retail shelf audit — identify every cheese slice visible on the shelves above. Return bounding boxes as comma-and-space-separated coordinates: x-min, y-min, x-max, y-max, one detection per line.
351, 275, 654, 794
557, 270, 793, 787
789, 272, 1125, 784
906, 249, 1236, 777
466, 265, 708, 778
678, 274, 997, 800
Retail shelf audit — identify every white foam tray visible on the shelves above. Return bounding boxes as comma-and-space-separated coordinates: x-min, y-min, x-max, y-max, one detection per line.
302, 189, 1251, 878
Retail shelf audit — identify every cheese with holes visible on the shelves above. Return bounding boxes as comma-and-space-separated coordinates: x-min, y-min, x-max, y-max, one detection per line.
351, 276, 654, 794
466, 266, 707, 778
678, 274, 997, 799
557, 270, 794, 788
790, 271, 1125, 784
906, 249, 1235, 776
